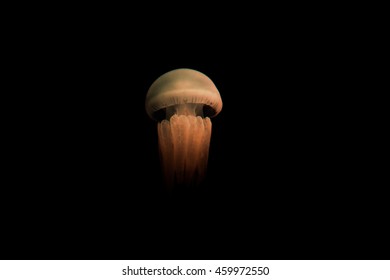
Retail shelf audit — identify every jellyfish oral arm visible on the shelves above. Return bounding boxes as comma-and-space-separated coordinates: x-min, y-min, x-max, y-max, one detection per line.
157, 115, 212, 187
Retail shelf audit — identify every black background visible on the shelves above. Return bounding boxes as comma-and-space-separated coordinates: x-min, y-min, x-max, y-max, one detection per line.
2, 8, 387, 260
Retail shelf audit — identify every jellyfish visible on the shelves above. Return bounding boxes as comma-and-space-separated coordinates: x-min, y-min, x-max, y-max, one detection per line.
145, 68, 222, 189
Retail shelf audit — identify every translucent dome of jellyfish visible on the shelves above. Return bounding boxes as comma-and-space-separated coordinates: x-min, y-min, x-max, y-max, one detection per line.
145, 68, 222, 188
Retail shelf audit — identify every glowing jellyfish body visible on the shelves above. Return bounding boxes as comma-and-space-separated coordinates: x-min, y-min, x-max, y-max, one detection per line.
145, 68, 222, 188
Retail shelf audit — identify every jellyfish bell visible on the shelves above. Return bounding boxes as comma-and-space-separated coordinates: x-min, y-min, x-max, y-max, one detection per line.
145, 68, 222, 189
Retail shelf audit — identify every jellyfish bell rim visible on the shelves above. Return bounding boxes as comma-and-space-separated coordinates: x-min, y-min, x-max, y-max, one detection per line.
145, 68, 223, 121
146, 89, 222, 121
